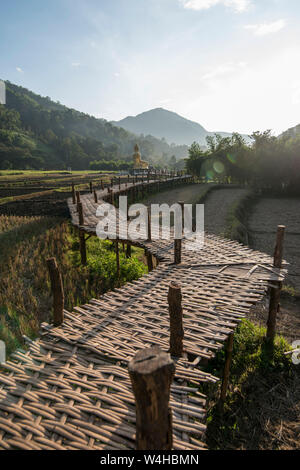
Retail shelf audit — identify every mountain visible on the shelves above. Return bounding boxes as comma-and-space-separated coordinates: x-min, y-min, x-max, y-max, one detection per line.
0, 82, 188, 171
113, 108, 250, 146
280, 123, 300, 139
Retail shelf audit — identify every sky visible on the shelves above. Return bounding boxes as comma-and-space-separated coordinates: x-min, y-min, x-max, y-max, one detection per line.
1, 0, 300, 135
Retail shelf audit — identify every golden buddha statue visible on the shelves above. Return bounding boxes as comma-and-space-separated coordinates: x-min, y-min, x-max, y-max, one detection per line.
133, 144, 149, 170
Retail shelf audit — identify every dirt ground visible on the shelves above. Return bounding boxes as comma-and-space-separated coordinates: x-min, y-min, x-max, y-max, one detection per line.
247, 197, 300, 293
247, 197, 300, 343
201, 187, 250, 235
143, 184, 250, 235
142, 182, 209, 206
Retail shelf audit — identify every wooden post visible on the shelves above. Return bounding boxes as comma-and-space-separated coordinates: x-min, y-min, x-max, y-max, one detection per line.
128, 346, 175, 450
273, 225, 286, 268
71, 183, 76, 204
79, 230, 87, 265
76, 191, 80, 209
90, 181, 93, 193
266, 225, 286, 343
111, 189, 114, 206
178, 201, 184, 234
126, 243, 132, 258
47, 257, 64, 326
146, 251, 153, 272
220, 332, 234, 405
115, 240, 120, 281
147, 207, 152, 241
174, 239, 182, 264
101, 179, 104, 191
119, 177, 121, 190
78, 202, 84, 226
93, 190, 98, 203
77, 202, 87, 265
168, 281, 184, 357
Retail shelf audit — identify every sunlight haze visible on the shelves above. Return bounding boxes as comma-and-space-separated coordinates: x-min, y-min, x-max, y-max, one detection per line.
1, 0, 299, 135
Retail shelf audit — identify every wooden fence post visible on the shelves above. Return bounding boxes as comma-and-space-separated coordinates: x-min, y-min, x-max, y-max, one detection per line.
146, 251, 153, 272
126, 243, 132, 258
128, 346, 175, 450
71, 183, 76, 204
90, 181, 93, 193
78, 202, 84, 226
76, 191, 80, 209
266, 225, 286, 343
115, 240, 120, 281
77, 202, 87, 265
168, 281, 184, 357
93, 190, 98, 203
174, 239, 182, 264
47, 257, 64, 326
147, 207, 152, 241
178, 201, 184, 234
220, 332, 234, 406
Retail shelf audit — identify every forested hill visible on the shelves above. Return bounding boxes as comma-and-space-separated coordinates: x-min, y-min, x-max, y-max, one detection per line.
0, 81, 188, 170
114, 108, 251, 146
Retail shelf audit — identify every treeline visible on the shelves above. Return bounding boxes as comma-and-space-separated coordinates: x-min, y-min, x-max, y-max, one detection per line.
89, 160, 133, 171
0, 81, 188, 170
186, 131, 300, 195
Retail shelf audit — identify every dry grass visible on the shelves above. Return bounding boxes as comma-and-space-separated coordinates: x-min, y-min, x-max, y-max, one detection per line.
0, 214, 147, 356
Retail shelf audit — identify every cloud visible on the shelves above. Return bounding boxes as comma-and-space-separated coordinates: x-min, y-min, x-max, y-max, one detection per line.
244, 19, 287, 36
181, 0, 251, 12
202, 61, 247, 80
71, 62, 81, 67
16, 67, 24, 73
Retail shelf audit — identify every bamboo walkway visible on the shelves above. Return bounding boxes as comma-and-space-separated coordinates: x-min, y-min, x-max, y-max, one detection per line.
0, 176, 287, 450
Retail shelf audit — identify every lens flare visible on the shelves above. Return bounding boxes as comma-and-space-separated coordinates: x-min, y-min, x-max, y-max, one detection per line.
227, 153, 237, 164
206, 170, 214, 180
213, 161, 225, 174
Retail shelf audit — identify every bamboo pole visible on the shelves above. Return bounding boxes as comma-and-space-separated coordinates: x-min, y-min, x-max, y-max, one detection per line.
168, 281, 184, 357
128, 346, 175, 450
47, 257, 64, 327
266, 225, 286, 343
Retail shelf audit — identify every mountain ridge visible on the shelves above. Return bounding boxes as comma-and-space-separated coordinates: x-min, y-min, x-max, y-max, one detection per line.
0, 81, 188, 170
113, 108, 251, 146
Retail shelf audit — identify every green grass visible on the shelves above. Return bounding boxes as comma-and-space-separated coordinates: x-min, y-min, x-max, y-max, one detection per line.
201, 319, 297, 450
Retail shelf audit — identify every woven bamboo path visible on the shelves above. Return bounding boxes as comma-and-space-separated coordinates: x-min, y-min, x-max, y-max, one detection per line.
0, 177, 287, 450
